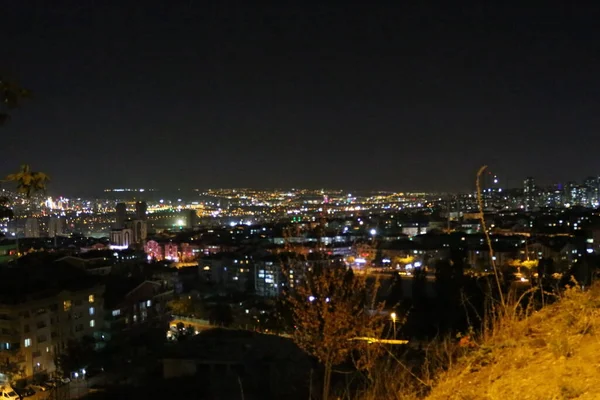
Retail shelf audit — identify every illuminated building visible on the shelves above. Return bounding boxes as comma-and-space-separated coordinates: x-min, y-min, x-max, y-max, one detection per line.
110, 228, 133, 250
0, 272, 104, 377
565, 182, 584, 206
125, 220, 147, 244
24, 218, 40, 238
523, 177, 536, 211
48, 217, 64, 238
255, 258, 281, 297
179, 243, 197, 261
164, 243, 178, 261
144, 240, 162, 261
199, 253, 251, 291
583, 177, 600, 207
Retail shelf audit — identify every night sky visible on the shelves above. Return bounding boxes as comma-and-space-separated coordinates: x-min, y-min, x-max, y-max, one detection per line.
3, 1, 600, 195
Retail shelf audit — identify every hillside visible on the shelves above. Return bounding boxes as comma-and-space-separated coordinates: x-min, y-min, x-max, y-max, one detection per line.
425, 284, 600, 400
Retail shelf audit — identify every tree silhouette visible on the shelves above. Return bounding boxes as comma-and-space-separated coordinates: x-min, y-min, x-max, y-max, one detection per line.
55, 336, 96, 376
387, 272, 404, 311
209, 303, 233, 327
168, 296, 205, 318
285, 262, 386, 400
0, 349, 25, 383
1, 78, 50, 198
434, 258, 466, 334
6, 164, 50, 198
0, 75, 30, 125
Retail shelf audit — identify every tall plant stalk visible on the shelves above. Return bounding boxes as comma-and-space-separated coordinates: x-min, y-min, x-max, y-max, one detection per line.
476, 165, 505, 308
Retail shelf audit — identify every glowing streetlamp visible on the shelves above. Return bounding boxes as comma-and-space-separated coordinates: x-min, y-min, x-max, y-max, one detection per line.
390, 312, 397, 339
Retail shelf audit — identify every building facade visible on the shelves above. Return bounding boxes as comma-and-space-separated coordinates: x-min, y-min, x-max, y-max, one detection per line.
0, 285, 105, 378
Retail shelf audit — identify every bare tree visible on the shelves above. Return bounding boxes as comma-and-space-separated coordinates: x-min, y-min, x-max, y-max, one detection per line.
285, 262, 387, 400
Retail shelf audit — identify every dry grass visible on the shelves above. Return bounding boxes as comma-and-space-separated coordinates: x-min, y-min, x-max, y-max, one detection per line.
425, 284, 600, 400
354, 283, 600, 400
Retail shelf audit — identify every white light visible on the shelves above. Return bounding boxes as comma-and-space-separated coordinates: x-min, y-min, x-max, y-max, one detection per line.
414, 261, 422, 267
354, 258, 366, 264
229, 221, 236, 227
176, 219, 184, 226
309, 296, 315, 302
587, 248, 593, 254
325, 297, 330, 303
370, 229, 377, 236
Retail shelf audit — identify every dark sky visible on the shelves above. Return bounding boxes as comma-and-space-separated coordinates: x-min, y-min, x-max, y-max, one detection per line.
3, 1, 600, 195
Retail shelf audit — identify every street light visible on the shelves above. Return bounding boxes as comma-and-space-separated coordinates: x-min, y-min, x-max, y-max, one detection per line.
390, 312, 397, 339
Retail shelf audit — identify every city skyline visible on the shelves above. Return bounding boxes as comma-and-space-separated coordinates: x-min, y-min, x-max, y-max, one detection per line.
3, 2, 600, 193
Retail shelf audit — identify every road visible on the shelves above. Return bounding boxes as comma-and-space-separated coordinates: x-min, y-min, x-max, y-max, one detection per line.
28, 374, 109, 400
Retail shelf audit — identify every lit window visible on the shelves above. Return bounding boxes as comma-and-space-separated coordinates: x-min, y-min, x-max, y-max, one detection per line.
88, 295, 95, 303
112, 309, 120, 317
24, 338, 31, 347
63, 301, 72, 311
146, 300, 151, 307
90, 320, 95, 328
89, 307, 95, 316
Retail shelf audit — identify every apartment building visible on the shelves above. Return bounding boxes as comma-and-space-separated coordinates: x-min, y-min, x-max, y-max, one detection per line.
0, 266, 104, 378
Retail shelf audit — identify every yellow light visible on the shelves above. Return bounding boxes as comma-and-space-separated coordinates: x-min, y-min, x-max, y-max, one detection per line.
391, 312, 397, 321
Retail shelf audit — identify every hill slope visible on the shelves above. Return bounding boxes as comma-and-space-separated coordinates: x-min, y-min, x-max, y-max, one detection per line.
426, 285, 600, 400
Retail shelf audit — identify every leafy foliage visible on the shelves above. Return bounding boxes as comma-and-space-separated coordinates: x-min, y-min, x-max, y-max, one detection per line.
209, 303, 234, 327
5, 164, 50, 197
55, 336, 96, 375
167, 296, 205, 318
0, 349, 25, 382
0, 76, 30, 125
0, 197, 13, 221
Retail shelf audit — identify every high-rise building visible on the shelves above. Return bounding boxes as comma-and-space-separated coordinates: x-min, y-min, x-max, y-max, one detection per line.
135, 201, 148, 221
548, 184, 564, 208
125, 220, 147, 244
48, 217, 64, 237
583, 176, 600, 207
482, 174, 504, 209
184, 209, 197, 229
24, 218, 40, 238
523, 177, 536, 211
115, 203, 127, 228
565, 182, 584, 206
